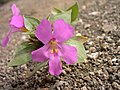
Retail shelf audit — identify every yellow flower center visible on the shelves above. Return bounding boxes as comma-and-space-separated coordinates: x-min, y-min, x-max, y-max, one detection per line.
49, 39, 58, 54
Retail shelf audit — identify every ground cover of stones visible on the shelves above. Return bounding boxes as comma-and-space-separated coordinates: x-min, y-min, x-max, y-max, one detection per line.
0, 0, 120, 90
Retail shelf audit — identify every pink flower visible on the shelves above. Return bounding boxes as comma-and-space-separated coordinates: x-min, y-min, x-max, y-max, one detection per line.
2, 4, 24, 47
32, 19, 78, 75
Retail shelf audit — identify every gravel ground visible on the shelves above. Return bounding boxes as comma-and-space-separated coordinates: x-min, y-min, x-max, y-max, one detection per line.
0, 0, 120, 90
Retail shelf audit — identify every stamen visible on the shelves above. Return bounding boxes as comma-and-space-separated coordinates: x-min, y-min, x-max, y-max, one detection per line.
50, 49, 54, 54
49, 39, 59, 54
55, 49, 58, 53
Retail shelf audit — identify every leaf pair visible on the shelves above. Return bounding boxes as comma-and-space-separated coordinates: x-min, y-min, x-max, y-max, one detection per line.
8, 42, 36, 67
50, 3, 79, 24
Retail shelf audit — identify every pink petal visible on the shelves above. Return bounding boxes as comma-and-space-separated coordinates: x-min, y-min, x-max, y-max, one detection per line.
49, 54, 62, 75
61, 44, 78, 64
53, 19, 74, 43
1, 31, 11, 47
35, 20, 52, 44
11, 4, 20, 16
10, 25, 21, 32
1, 26, 20, 47
10, 15, 24, 28
32, 45, 49, 62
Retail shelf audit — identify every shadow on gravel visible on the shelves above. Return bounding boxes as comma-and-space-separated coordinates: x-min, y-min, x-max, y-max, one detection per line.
0, 0, 9, 6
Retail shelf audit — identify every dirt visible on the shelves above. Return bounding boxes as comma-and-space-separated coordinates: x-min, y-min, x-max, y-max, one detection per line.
0, 0, 120, 90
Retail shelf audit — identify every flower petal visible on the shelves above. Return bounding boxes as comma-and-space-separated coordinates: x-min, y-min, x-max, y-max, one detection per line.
11, 4, 20, 16
49, 54, 62, 75
35, 20, 52, 44
1, 31, 11, 47
61, 44, 78, 64
1, 26, 20, 47
10, 15, 24, 28
32, 45, 49, 62
53, 19, 74, 43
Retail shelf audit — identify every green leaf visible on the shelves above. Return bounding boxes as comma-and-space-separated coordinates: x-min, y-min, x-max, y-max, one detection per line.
8, 42, 36, 67
27, 61, 48, 77
71, 18, 78, 26
72, 35, 88, 44
54, 7, 63, 13
53, 7, 63, 14
65, 38, 87, 62
24, 16, 40, 31
15, 42, 36, 56
29, 33, 36, 39
51, 8, 63, 15
46, 14, 51, 20
50, 10, 72, 23
67, 3, 79, 23
8, 53, 31, 67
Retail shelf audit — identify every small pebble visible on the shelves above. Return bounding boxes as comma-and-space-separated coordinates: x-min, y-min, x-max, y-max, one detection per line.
89, 11, 100, 16
83, 76, 91, 81
81, 86, 87, 90
112, 82, 120, 89
0, 80, 4, 87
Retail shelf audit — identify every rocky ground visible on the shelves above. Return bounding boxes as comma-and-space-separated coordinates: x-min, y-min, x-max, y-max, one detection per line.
0, 0, 120, 90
